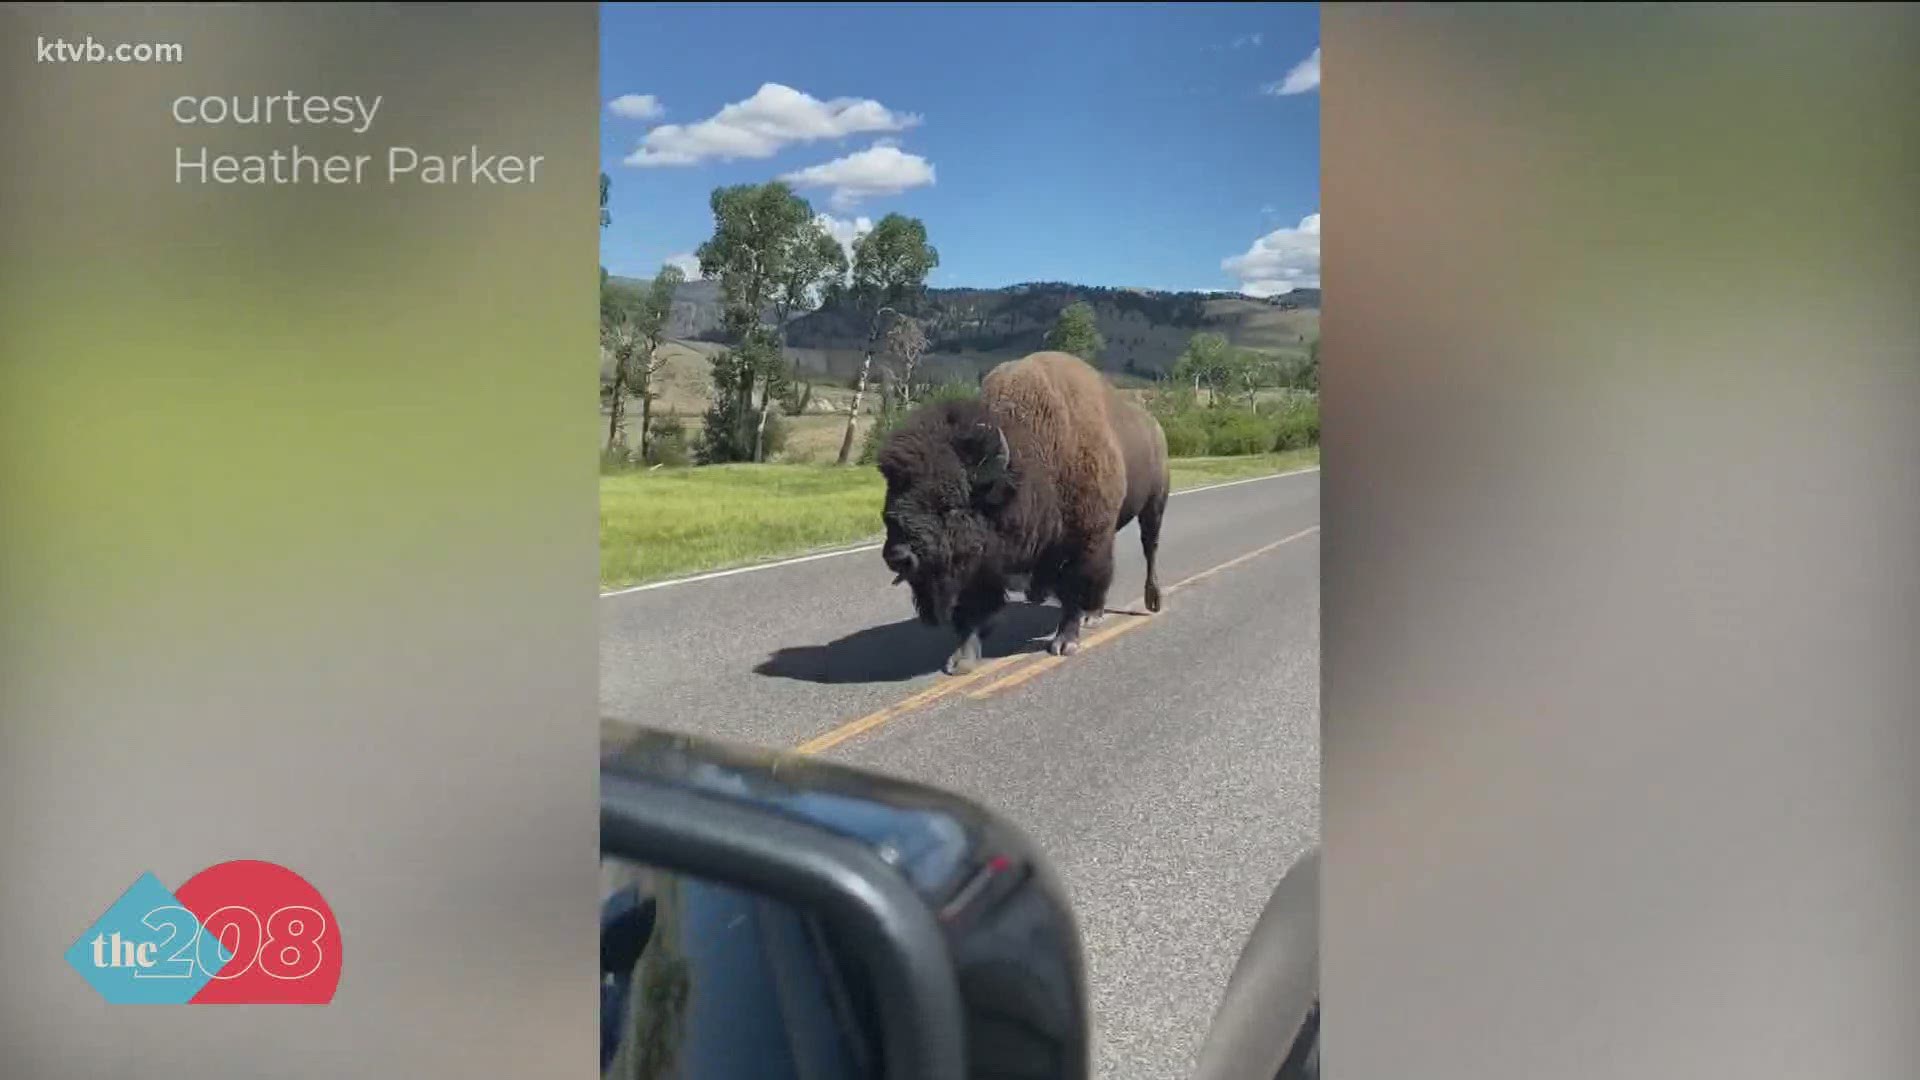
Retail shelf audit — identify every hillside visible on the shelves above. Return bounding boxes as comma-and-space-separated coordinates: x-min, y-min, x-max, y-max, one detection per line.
605, 277, 1320, 386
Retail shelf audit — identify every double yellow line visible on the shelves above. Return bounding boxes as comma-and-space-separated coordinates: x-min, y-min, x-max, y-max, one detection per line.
794, 524, 1320, 756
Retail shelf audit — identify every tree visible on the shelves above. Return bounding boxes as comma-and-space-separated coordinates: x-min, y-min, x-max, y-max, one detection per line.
699, 327, 784, 463
631, 265, 684, 459
866, 315, 931, 461
881, 316, 930, 408
850, 214, 939, 305
599, 172, 611, 292
601, 316, 641, 453
1225, 348, 1287, 407
836, 214, 940, 465
1303, 334, 1320, 392
759, 221, 846, 457
695, 182, 817, 462
1173, 332, 1235, 404
601, 264, 684, 457
1044, 301, 1105, 363
775, 225, 849, 326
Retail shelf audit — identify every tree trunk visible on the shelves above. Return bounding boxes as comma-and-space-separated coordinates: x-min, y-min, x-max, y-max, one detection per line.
638, 386, 653, 463
758, 316, 789, 463
738, 371, 753, 461
753, 378, 773, 462
836, 347, 875, 465
607, 367, 627, 452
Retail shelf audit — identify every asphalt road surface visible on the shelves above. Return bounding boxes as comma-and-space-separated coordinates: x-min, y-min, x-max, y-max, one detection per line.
601, 467, 1321, 1080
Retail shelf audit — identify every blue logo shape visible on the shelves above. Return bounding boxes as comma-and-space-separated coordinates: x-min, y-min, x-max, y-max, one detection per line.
65, 872, 232, 1004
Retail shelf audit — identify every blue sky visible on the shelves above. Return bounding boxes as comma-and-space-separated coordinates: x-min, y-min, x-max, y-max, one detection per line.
599, 3, 1319, 296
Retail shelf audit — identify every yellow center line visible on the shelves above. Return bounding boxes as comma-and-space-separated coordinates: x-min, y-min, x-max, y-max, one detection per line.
793, 651, 1030, 755
1166, 524, 1321, 592
966, 524, 1321, 700
792, 523, 1320, 754
963, 610, 1157, 699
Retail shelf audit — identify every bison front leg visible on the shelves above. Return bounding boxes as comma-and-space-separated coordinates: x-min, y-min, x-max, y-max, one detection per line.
946, 580, 1007, 676
1048, 608, 1085, 657
1049, 541, 1116, 657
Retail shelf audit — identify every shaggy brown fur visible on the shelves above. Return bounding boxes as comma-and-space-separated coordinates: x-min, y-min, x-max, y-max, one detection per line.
876, 350, 1170, 674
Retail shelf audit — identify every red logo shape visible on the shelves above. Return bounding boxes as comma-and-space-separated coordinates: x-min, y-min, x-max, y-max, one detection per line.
174, 860, 342, 1004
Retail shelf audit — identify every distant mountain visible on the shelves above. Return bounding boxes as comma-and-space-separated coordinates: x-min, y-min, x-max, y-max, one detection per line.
605, 277, 1320, 384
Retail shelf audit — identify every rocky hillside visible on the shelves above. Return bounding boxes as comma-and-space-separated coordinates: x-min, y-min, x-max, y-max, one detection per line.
608, 277, 1320, 385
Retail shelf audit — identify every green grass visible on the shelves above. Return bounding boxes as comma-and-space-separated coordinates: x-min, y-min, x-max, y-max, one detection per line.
600, 446, 1318, 590
601, 464, 886, 589
1165, 448, 1319, 488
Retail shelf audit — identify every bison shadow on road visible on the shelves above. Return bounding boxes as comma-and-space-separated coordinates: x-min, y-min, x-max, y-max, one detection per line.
753, 602, 1062, 685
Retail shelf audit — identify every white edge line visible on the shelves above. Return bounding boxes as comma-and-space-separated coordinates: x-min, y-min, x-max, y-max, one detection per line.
600, 465, 1320, 598
599, 541, 886, 597
1169, 464, 1320, 497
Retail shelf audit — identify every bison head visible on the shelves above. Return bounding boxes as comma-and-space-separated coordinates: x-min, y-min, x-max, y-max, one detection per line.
874, 399, 1015, 626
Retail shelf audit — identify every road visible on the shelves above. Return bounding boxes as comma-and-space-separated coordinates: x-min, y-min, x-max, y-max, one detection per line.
601, 467, 1321, 1080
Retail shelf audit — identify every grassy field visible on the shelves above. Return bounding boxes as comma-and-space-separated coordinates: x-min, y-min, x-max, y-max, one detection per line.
1157, 447, 1320, 487
600, 447, 1319, 590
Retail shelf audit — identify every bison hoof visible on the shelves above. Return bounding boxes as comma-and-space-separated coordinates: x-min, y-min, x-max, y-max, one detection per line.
1047, 634, 1081, 658
1081, 611, 1106, 629
944, 634, 983, 676
1145, 583, 1162, 613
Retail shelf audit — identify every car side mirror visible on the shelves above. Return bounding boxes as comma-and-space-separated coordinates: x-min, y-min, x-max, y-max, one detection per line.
599, 725, 1091, 1080
1193, 847, 1319, 1080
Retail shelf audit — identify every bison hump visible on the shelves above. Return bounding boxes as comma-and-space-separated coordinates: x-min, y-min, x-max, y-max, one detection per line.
983, 352, 1128, 534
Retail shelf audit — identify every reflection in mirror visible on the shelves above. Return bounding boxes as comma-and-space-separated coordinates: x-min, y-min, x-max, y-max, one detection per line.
599, 855, 881, 1080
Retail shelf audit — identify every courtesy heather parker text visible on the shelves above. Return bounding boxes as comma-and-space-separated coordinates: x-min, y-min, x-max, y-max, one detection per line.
170, 93, 545, 186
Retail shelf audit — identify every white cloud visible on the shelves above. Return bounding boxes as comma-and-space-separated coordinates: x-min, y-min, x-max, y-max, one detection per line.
1234, 32, 1264, 49
1263, 46, 1320, 96
607, 94, 665, 120
1222, 212, 1319, 297
623, 83, 921, 168
813, 213, 874, 263
664, 252, 701, 279
780, 143, 935, 210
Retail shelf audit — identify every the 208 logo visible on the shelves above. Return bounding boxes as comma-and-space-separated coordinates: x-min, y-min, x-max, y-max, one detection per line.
66, 860, 342, 1004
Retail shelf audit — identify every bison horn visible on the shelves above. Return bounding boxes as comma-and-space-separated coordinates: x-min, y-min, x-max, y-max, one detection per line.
965, 423, 1011, 478
984, 426, 1010, 471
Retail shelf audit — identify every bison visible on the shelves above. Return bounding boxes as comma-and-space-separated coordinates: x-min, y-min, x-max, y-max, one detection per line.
875, 350, 1171, 675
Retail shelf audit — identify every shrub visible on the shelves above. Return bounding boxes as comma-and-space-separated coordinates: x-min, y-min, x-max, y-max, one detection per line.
1145, 385, 1200, 419
697, 393, 750, 464
1269, 397, 1320, 451
759, 411, 789, 458
600, 445, 639, 473
921, 379, 981, 406
780, 380, 816, 417
697, 400, 788, 464
1146, 394, 1320, 458
856, 415, 889, 466
646, 416, 691, 467
1205, 410, 1275, 456
1161, 415, 1210, 457
858, 403, 903, 466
